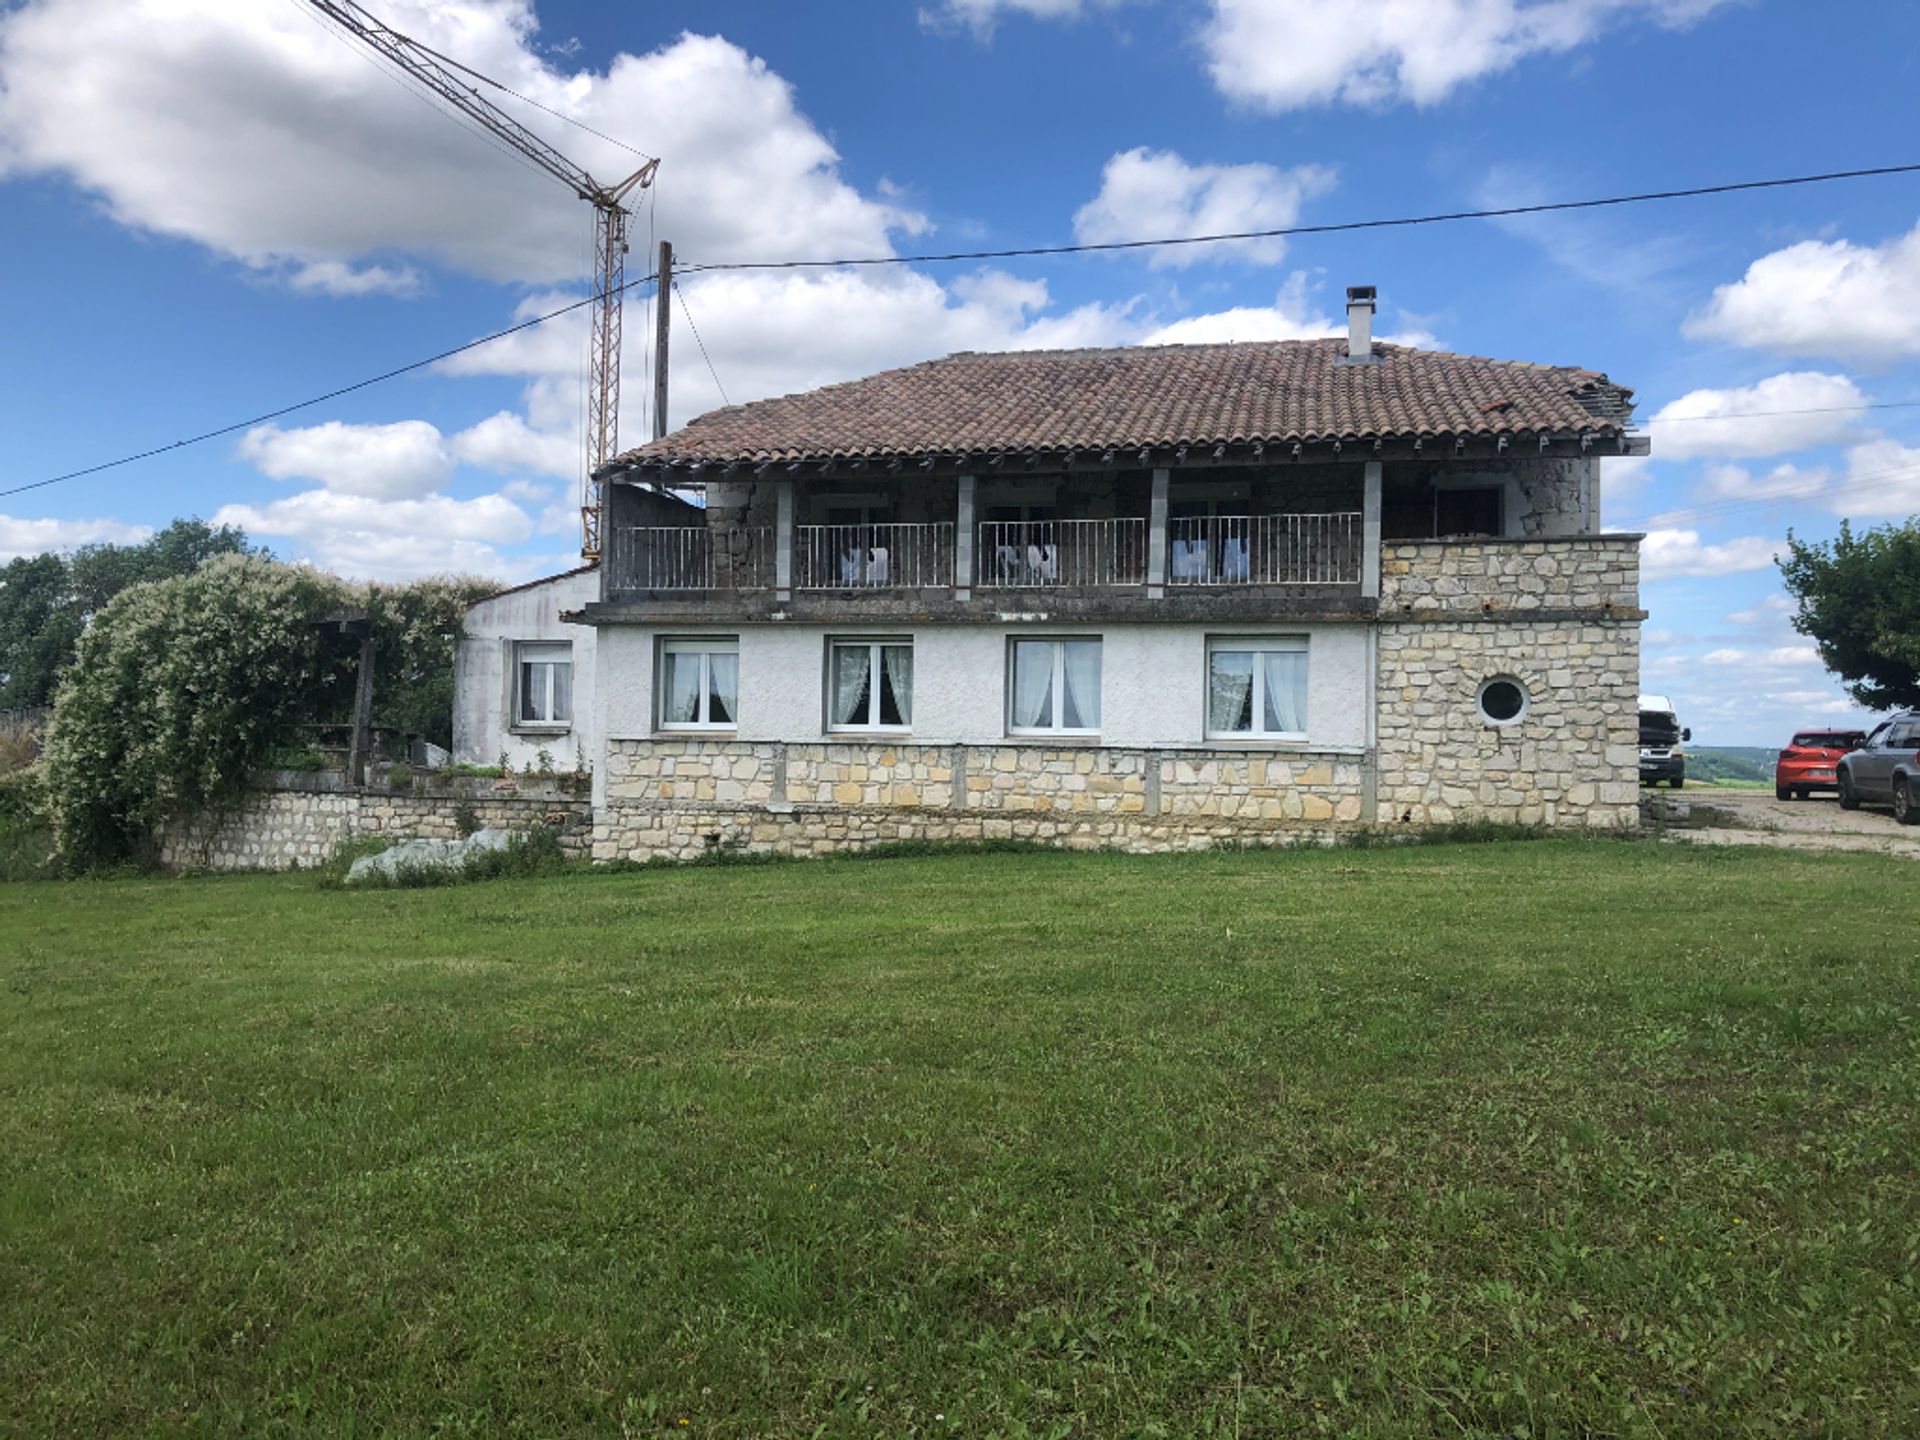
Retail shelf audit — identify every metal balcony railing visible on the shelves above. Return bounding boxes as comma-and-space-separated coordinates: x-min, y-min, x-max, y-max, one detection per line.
1167, 512, 1363, 586
977, 518, 1148, 588
607, 525, 775, 592
795, 523, 954, 589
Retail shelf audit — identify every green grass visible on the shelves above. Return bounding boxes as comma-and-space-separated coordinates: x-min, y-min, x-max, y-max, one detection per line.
3, 841, 1917, 1437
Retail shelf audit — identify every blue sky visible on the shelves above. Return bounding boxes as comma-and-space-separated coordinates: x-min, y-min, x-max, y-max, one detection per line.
3, 0, 1919, 744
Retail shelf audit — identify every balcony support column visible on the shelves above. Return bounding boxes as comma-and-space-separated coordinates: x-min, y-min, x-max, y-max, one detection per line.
1361, 460, 1382, 599
775, 480, 794, 602
955, 473, 975, 600
1147, 467, 1169, 598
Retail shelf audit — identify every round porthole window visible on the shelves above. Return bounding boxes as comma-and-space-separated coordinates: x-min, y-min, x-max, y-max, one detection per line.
1477, 676, 1529, 726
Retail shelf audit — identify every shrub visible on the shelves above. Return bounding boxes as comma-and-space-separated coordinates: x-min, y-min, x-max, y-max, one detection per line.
341, 827, 569, 890
41, 555, 352, 868
0, 765, 54, 881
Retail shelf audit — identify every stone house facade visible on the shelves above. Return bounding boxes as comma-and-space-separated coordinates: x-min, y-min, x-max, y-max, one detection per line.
456, 288, 1649, 861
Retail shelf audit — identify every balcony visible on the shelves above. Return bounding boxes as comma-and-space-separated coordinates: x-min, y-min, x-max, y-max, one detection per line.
1168, 513, 1362, 586
796, 523, 954, 590
978, 519, 1147, 588
601, 511, 1368, 614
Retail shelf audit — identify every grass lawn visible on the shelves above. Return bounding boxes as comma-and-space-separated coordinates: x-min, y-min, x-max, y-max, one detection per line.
3, 840, 1917, 1437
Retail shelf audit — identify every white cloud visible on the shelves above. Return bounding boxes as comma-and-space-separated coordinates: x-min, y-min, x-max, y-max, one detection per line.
0, 513, 151, 562
285, 259, 425, 299
1725, 593, 1795, 626
450, 411, 579, 480
1830, 438, 1920, 518
1640, 528, 1780, 580
211, 490, 533, 582
919, 0, 1124, 37
236, 421, 453, 500
1648, 372, 1869, 459
1684, 219, 1920, 362
1199, 0, 1732, 112
1072, 148, 1335, 269
0, 4, 920, 290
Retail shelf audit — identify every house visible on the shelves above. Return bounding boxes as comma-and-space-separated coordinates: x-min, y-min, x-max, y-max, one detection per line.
457, 286, 1650, 860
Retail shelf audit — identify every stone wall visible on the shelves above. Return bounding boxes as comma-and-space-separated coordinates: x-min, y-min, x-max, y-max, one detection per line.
597, 738, 1367, 862
1381, 535, 1640, 614
157, 772, 593, 872
1376, 538, 1641, 830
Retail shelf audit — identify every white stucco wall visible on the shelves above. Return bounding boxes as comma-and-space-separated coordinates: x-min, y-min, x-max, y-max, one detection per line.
594, 621, 1370, 753
454, 568, 601, 771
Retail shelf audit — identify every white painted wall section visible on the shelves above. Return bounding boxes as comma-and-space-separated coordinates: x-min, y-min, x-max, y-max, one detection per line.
454, 568, 601, 771
596, 621, 1369, 752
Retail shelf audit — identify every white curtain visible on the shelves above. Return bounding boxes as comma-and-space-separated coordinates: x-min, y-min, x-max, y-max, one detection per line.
1261, 650, 1308, 733
881, 644, 912, 726
1062, 640, 1101, 729
1011, 641, 1054, 729
707, 652, 739, 726
663, 652, 702, 724
1208, 651, 1254, 733
549, 661, 573, 723
830, 646, 870, 726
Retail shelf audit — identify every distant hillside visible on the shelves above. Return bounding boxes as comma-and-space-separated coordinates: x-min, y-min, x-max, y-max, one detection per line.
1687, 746, 1775, 784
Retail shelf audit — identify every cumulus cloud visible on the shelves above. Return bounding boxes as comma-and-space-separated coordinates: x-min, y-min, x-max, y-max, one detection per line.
1200, 0, 1733, 112
0, 3, 921, 289
0, 513, 152, 562
1684, 219, 1920, 363
1648, 372, 1869, 459
236, 420, 454, 500
1072, 148, 1336, 269
211, 490, 534, 582
450, 411, 580, 480
1640, 528, 1780, 581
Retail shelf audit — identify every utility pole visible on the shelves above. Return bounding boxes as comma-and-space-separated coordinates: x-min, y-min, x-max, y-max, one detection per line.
654, 241, 673, 441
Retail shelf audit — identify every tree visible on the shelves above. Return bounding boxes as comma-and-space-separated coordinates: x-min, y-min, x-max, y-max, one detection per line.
0, 553, 83, 709
364, 577, 501, 749
1779, 519, 1920, 711
0, 518, 256, 709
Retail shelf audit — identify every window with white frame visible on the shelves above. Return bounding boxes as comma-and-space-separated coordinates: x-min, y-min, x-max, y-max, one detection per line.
658, 636, 739, 730
1206, 636, 1308, 739
1009, 637, 1101, 734
514, 641, 573, 728
828, 638, 912, 731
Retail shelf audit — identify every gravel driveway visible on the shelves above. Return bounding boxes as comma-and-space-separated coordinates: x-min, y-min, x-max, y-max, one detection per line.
1647, 786, 1920, 858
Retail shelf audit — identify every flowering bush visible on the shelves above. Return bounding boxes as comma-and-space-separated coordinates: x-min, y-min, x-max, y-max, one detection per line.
42, 556, 352, 866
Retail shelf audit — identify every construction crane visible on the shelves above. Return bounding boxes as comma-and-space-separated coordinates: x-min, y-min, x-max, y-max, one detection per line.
301, 0, 658, 560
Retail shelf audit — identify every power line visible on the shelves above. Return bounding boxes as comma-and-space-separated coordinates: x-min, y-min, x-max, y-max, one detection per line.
13, 160, 1920, 502
1655, 399, 1920, 423
0, 273, 657, 502
673, 280, 730, 407
681, 161, 1920, 274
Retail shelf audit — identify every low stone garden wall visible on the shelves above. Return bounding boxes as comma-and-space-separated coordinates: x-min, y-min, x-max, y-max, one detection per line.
156, 770, 593, 873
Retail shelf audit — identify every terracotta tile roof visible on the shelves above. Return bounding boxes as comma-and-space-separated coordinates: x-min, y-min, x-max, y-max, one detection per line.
616, 338, 1636, 469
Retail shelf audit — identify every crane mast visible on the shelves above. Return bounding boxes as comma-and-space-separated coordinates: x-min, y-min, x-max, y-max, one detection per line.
301, 0, 657, 560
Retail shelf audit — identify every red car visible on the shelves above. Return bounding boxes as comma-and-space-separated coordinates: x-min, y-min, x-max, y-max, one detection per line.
1776, 729, 1867, 799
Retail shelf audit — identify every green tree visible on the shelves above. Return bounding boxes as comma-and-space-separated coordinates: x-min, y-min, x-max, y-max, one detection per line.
0, 518, 256, 709
0, 553, 84, 709
1779, 519, 1920, 711
364, 577, 501, 750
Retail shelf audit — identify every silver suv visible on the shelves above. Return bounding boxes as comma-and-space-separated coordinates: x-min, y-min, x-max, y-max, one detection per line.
1837, 712, 1920, 824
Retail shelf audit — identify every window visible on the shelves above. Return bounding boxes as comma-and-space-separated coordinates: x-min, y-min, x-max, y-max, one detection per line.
1009, 638, 1101, 734
1207, 637, 1308, 738
658, 637, 739, 730
1477, 676, 1529, 726
515, 641, 572, 728
829, 639, 913, 731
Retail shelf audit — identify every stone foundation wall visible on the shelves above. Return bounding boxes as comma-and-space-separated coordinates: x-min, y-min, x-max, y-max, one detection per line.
157, 772, 593, 872
597, 739, 1367, 863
